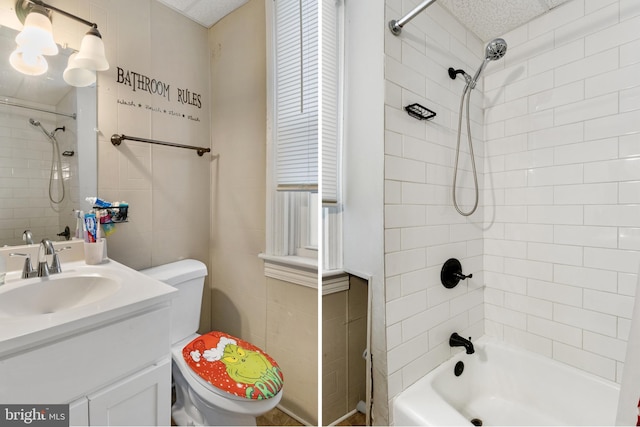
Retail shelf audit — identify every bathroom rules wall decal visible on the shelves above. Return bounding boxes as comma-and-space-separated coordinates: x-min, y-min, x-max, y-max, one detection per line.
115, 66, 203, 122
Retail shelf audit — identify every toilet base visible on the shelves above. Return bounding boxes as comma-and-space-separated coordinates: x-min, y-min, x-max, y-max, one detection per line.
172, 400, 256, 426
171, 361, 258, 426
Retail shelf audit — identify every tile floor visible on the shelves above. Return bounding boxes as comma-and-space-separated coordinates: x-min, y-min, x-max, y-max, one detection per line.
257, 408, 304, 426
335, 411, 366, 426
172, 388, 366, 426
257, 408, 366, 426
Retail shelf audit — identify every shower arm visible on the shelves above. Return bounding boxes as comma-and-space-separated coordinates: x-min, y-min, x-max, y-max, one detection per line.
388, 0, 437, 35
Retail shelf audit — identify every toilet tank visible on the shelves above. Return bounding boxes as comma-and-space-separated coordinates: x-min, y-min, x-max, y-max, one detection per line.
140, 259, 208, 345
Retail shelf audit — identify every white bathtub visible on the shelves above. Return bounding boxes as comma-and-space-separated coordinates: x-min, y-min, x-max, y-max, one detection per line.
393, 337, 620, 426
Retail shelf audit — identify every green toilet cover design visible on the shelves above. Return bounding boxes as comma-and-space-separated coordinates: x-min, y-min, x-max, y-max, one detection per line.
182, 331, 284, 400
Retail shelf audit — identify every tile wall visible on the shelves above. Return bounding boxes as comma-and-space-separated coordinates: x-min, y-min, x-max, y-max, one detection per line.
383, 0, 486, 409
266, 277, 318, 425
95, 0, 211, 277
322, 276, 368, 425
383, 0, 640, 420
483, 0, 640, 382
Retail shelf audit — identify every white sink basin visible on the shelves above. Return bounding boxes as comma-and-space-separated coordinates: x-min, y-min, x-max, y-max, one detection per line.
0, 275, 120, 317
0, 255, 176, 359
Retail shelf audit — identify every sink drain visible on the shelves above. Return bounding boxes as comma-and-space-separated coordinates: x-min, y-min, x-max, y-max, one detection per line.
470, 418, 483, 426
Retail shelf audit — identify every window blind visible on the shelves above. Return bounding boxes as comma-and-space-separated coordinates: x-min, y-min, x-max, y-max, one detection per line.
320, 0, 342, 203
274, 0, 318, 191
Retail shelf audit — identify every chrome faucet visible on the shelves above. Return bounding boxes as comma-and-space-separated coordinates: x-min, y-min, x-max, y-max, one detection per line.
10, 241, 70, 279
22, 230, 34, 245
449, 332, 475, 354
37, 239, 55, 277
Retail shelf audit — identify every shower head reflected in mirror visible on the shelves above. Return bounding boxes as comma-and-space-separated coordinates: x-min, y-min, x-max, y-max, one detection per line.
29, 118, 65, 139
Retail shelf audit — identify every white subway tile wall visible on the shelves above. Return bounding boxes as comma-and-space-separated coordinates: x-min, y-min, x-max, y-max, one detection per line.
383, 0, 486, 404
483, 0, 639, 383
384, 0, 640, 408
0, 97, 78, 246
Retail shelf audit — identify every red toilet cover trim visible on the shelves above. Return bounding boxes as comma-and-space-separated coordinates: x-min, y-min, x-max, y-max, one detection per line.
182, 331, 284, 400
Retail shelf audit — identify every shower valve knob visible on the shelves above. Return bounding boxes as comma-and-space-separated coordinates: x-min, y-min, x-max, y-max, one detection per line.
441, 258, 472, 289
454, 271, 473, 281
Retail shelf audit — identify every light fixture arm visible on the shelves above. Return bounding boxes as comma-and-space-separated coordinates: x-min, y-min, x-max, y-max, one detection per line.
19, 0, 98, 30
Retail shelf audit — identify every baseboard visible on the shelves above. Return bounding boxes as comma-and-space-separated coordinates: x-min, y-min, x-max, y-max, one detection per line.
276, 404, 315, 426
328, 408, 358, 426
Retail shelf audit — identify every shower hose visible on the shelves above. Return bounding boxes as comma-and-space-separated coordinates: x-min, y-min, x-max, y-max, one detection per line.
452, 82, 479, 217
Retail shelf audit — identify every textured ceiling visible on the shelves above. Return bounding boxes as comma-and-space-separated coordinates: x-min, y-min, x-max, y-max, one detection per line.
156, 0, 572, 41
155, 0, 248, 28
437, 0, 572, 41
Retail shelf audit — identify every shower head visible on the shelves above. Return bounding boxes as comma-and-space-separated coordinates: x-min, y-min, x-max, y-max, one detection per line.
485, 38, 507, 61
468, 38, 508, 89
29, 118, 56, 140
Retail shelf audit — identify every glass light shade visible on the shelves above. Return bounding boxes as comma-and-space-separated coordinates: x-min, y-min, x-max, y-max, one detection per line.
15, 7, 58, 56
9, 46, 48, 76
73, 28, 109, 71
63, 52, 96, 87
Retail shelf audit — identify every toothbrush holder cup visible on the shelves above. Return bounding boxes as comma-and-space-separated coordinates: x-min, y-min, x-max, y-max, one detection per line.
84, 238, 108, 265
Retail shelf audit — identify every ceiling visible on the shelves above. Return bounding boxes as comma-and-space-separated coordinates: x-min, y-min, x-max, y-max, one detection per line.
154, 0, 248, 28
0, 0, 574, 106
437, 0, 572, 41
154, 0, 572, 40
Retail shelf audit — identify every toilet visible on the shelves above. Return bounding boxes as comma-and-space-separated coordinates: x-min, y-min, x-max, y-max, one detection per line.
141, 259, 283, 426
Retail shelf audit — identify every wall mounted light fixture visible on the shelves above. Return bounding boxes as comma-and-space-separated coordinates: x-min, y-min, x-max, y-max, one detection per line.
11, 0, 109, 86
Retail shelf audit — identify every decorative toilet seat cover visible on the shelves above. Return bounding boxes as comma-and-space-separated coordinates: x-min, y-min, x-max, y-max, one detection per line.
182, 331, 284, 400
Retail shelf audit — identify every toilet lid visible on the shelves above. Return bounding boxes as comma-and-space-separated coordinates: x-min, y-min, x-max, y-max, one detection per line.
182, 331, 284, 400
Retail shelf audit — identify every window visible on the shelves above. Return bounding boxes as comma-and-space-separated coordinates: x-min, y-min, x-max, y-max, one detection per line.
264, 0, 343, 278
264, 0, 319, 276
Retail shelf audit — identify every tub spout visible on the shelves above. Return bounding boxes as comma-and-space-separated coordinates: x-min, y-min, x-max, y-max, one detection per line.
450, 332, 474, 354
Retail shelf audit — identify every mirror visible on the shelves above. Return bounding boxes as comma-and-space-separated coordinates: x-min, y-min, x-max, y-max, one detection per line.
0, 25, 96, 246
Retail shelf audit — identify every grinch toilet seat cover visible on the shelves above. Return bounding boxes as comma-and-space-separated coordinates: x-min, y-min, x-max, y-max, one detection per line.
182, 331, 284, 400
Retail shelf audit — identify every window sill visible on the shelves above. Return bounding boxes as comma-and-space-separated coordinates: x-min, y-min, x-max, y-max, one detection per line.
258, 254, 349, 294
259, 253, 318, 289
322, 269, 349, 295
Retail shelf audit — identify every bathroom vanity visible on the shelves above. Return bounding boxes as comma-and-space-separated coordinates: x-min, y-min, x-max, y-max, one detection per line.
0, 242, 176, 426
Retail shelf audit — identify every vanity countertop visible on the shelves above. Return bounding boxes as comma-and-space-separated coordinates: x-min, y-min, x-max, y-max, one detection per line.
0, 253, 176, 358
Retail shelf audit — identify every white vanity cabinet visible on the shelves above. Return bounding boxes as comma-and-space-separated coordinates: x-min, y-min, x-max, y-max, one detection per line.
0, 302, 173, 426
67, 359, 170, 426
82, 358, 171, 426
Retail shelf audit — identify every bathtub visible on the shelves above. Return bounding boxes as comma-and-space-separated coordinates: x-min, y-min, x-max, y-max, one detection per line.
393, 337, 620, 426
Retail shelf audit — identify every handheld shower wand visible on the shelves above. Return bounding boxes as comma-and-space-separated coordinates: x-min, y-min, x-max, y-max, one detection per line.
448, 38, 507, 216
449, 38, 507, 90
28, 118, 67, 206
29, 118, 65, 138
